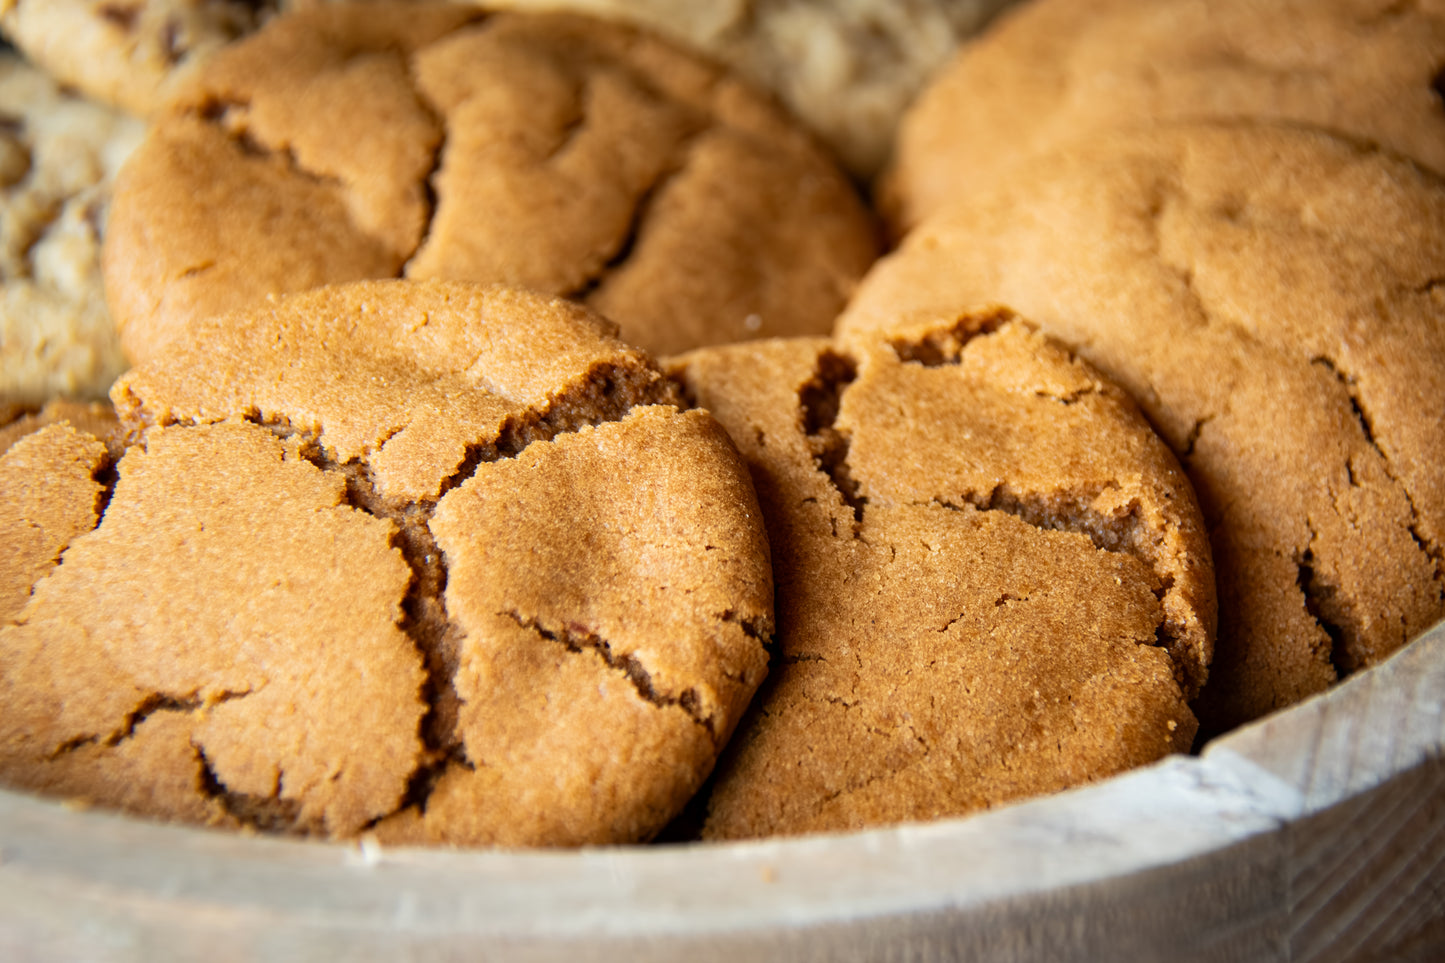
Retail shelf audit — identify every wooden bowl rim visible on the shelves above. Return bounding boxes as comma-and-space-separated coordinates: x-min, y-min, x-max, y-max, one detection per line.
1, 619, 1440, 958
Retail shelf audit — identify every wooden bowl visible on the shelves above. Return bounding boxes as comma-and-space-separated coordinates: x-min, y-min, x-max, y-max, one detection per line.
1, 620, 1440, 961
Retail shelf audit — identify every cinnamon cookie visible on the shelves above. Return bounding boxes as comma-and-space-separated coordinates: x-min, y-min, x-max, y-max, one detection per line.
0, 0, 274, 116
841, 124, 1445, 733
671, 315, 1213, 839
883, 0, 1445, 233
1, 279, 774, 846
103, 3, 877, 363
0, 53, 144, 408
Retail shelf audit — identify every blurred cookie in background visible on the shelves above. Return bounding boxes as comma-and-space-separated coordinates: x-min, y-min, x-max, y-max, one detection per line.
0, 53, 143, 410
0, 0, 275, 116
882, 0, 1445, 234
475, 0, 1019, 178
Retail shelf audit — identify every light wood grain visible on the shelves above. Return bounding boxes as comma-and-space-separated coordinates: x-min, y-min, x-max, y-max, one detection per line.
0, 621, 1440, 961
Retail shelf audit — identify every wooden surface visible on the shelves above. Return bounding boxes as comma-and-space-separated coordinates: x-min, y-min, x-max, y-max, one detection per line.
0, 621, 1440, 961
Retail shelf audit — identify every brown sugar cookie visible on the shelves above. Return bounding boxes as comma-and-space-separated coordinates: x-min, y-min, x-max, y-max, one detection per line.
102, 2, 878, 364
670, 314, 1213, 839
0, 421, 111, 623
0, 0, 275, 117
2, 279, 773, 846
0, 53, 144, 408
0, 399, 119, 456
882, 0, 1445, 233
481, 0, 1019, 179
840, 124, 1445, 734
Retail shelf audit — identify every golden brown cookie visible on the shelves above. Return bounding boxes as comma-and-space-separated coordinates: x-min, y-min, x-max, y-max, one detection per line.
0, 421, 111, 623
0, 0, 275, 116
1, 279, 773, 846
0, 399, 119, 456
670, 314, 1212, 839
1, 53, 144, 408
102, 3, 878, 364
840, 124, 1445, 734
882, 0, 1445, 234
482, 0, 1019, 178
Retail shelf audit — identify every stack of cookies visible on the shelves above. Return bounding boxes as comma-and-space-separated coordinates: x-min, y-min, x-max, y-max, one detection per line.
1, 0, 1441, 848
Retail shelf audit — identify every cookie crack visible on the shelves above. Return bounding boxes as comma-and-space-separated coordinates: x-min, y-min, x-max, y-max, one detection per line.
505, 611, 717, 740
1296, 527, 1352, 677
799, 349, 866, 537
399, 37, 456, 274
564, 123, 710, 305
1181, 415, 1214, 460
194, 96, 344, 191
196, 744, 308, 835
886, 308, 1014, 366
434, 360, 679, 501
1311, 356, 1441, 575
930, 485, 1201, 691
46, 687, 252, 761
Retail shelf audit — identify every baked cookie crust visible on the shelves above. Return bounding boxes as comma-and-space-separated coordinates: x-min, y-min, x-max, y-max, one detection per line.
1, 280, 774, 846
672, 315, 1213, 839
842, 123, 1445, 733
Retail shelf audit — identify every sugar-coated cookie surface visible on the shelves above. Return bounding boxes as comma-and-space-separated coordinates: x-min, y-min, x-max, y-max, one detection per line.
1, 280, 774, 846
840, 124, 1445, 733
0, 54, 144, 408
883, 0, 1445, 233
671, 315, 1212, 839
103, 2, 877, 364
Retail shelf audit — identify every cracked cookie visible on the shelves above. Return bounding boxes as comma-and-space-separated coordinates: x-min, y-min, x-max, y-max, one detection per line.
0, 0, 276, 117
0, 279, 774, 846
0, 53, 144, 408
0, 399, 119, 456
882, 0, 1445, 234
840, 123, 1445, 734
482, 0, 1019, 179
102, 2, 878, 364
670, 314, 1213, 839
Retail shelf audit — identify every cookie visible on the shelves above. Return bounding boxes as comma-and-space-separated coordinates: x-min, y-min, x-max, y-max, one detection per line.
0, 399, 119, 456
841, 124, 1445, 733
1, 279, 774, 846
882, 0, 1445, 233
102, 3, 878, 364
481, 0, 1018, 178
671, 315, 1212, 839
0, 53, 144, 408
0, 0, 274, 117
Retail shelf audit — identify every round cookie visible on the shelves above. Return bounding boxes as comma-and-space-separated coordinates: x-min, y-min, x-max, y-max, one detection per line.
882, 0, 1445, 234
840, 123, 1445, 734
102, 2, 878, 364
480, 0, 1019, 178
670, 314, 1213, 839
0, 53, 144, 408
0, 0, 274, 117
1, 279, 774, 846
